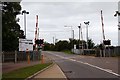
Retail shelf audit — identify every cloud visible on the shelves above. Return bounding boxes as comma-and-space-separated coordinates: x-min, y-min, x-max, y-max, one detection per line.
21, 0, 119, 2
18, 1, 118, 46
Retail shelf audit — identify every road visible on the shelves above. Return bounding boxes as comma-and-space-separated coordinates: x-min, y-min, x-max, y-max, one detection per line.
43, 51, 120, 80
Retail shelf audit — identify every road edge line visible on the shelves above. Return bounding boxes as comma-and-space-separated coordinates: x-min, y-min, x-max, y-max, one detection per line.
50, 52, 120, 77
56, 63, 68, 79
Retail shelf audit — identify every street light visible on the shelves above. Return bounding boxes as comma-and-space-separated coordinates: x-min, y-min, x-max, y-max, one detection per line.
22, 10, 29, 39
114, 11, 120, 46
78, 24, 81, 49
114, 11, 120, 17
64, 25, 74, 52
64, 25, 74, 39
84, 21, 90, 49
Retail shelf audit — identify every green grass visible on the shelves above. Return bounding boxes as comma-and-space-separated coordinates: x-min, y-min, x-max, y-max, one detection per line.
62, 50, 73, 54
2, 63, 52, 80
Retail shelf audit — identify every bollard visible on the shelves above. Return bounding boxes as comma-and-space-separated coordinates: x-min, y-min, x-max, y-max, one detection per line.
26, 49, 30, 64
41, 54, 44, 64
28, 55, 30, 64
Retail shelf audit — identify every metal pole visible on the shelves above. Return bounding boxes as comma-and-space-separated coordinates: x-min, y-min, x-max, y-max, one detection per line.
78, 24, 81, 53
86, 24, 88, 49
84, 21, 89, 49
79, 26, 80, 48
22, 10, 29, 39
80, 26, 84, 54
71, 27, 74, 52
64, 26, 74, 52
72, 30, 74, 40
53, 37, 54, 45
24, 13, 26, 38
72, 30, 74, 53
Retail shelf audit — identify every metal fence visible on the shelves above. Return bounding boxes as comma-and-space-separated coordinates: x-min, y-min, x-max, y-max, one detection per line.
105, 46, 120, 57
2, 51, 41, 63
72, 46, 120, 57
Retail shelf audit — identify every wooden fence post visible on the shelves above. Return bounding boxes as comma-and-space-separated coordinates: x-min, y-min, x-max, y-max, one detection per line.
15, 51, 17, 63
2, 52, 4, 63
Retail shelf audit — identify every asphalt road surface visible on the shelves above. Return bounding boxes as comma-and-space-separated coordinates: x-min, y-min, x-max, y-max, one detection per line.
42, 51, 120, 80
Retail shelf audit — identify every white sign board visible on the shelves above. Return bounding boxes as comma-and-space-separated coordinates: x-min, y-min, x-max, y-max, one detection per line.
19, 39, 33, 51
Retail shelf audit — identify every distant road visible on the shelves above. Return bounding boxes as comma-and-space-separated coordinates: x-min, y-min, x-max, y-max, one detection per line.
43, 51, 120, 80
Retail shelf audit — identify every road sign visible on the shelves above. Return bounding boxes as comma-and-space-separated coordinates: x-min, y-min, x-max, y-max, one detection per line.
19, 39, 33, 51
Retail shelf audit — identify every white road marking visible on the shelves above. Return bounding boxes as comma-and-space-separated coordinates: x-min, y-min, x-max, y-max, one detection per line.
47, 52, 120, 77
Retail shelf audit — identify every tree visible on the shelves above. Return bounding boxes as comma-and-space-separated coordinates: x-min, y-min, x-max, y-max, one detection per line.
87, 38, 95, 49
69, 39, 87, 49
19, 30, 25, 38
55, 40, 70, 51
2, 2, 22, 51
43, 38, 95, 51
44, 42, 55, 51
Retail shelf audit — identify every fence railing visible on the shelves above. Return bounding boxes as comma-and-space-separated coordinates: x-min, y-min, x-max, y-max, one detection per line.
2, 51, 41, 63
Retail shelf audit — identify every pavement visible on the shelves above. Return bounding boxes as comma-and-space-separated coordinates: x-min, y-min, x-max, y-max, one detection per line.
2, 53, 67, 79
33, 63, 67, 79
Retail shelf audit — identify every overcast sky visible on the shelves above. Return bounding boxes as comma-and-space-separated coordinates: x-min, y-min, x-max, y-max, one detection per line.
17, 0, 119, 46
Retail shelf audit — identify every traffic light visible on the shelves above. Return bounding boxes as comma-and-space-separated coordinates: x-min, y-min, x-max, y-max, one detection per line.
35, 39, 44, 44
39, 39, 44, 44
103, 40, 111, 45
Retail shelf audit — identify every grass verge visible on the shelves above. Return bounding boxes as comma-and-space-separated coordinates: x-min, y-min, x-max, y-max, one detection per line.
62, 50, 73, 54
2, 63, 52, 80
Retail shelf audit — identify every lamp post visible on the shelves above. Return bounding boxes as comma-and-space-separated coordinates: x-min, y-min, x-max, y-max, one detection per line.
22, 10, 29, 39
64, 25, 74, 39
64, 25, 74, 52
78, 24, 81, 49
84, 21, 90, 49
114, 11, 120, 46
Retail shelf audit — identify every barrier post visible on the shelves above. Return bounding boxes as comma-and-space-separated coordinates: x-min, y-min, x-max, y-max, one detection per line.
26, 49, 30, 64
